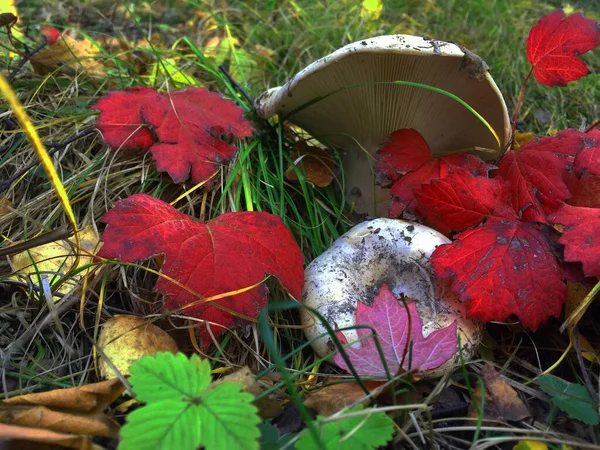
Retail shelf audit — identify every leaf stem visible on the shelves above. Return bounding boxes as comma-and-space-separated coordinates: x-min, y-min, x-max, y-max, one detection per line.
511, 67, 533, 135
585, 119, 600, 133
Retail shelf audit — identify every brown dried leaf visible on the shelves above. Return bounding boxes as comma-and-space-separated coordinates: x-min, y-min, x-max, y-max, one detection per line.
0, 423, 101, 450
97, 315, 178, 379
0, 198, 13, 216
565, 281, 599, 362
468, 364, 529, 421
304, 380, 386, 416
1, 378, 124, 412
285, 142, 335, 188
30, 34, 105, 77
212, 367, 284, 418
0, 379, 124, 438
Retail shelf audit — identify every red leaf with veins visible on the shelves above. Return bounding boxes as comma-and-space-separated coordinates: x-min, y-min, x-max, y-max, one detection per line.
388, 153, 494, 217
375, 129, 431, 184
415, 167, 517, 235
567, 174, 600, 208
550, 205, 600, 278
94, 87, 254, 188
573, 133, 600, 177
41, 26, 62, 46
333, 283, 457, 377
526, 10, 600, 86
496, 130, 598, 223
97, 194, 304, 346
431, 219, 566, 330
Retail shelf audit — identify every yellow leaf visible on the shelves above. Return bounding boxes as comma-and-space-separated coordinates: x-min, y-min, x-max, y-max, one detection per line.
0, 0, 17, 16
362, 0, 383, 17
513, 441, 548, 450
8, 226, 100, 298
513, 131, 536, 149
148, 57, 199, 88
29, 34, 105, 77
96, 315, 178, 379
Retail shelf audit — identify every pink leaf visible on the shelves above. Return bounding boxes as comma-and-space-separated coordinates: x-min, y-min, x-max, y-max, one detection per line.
333, 283, 457, 377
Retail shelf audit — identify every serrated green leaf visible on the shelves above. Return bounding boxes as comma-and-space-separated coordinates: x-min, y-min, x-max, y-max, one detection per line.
198, 382, 261, 450
119, 400, 201, 450
296, 405, 394, 450
538, 374, 599, 425
129, 352, 211, 403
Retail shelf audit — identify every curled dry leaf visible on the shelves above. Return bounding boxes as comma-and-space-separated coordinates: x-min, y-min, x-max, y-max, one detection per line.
0, 378, 124, 438
285, 142, 335, 187
0, 423, 100, 450
211, 366, 283, 418
304, 380, 386, 417
97, 315, 178, 379
30, 32, 105, 77
8, 225, 100, 298
467, 364, 529, 421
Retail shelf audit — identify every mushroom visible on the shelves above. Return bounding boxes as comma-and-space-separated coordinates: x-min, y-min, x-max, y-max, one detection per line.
300, 218, 482, 378
256, 35, 511, 216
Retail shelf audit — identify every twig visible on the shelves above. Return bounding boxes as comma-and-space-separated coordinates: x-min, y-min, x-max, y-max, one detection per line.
0, 128, 95, 193
0, 117, 22, 154
7, 40, 48, 83
218, 65, 254, 105
573, 330, 599, 404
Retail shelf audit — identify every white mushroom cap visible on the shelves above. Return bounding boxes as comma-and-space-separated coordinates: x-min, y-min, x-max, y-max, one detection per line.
256, 35, 511, 216
300, 218, 483, 378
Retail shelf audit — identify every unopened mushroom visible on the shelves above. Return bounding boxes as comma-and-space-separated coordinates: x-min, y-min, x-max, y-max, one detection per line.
300, 218, 482, 378
256, 35, 510, 215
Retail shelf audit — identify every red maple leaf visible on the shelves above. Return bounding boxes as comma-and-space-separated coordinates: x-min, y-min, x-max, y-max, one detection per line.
573, 131, 600, 177
526, 9, 600, 86
94, 87, 254, 187
496, 130, 597, 223
567, 174, 600, 208
414, 167, 517, 235
97, 194, 304, 345
388, 153, 494, 217
41, 26, 62, 46
550, 205, 600, 278
332, 283, 457, 377
375, 129, 431, 184
431, 218, 566, 330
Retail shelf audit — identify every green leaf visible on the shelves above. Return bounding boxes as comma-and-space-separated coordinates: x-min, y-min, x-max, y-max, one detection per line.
128, 352, 211, 403
119, 400, 201, 450
259, 422, 295, 450
120, 352, 261, 450
198, 382, 261, 450
538, 374, 599, 425
296, 405, 394, 450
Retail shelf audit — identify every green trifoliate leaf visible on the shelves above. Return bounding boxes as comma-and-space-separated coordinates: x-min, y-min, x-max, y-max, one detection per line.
296, 405, 394, 450
119, 400, 201, 450
538, 374, 600, 425
128, 352, 211, 403
197, 382, 261, 450
120, 352, 261, 450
